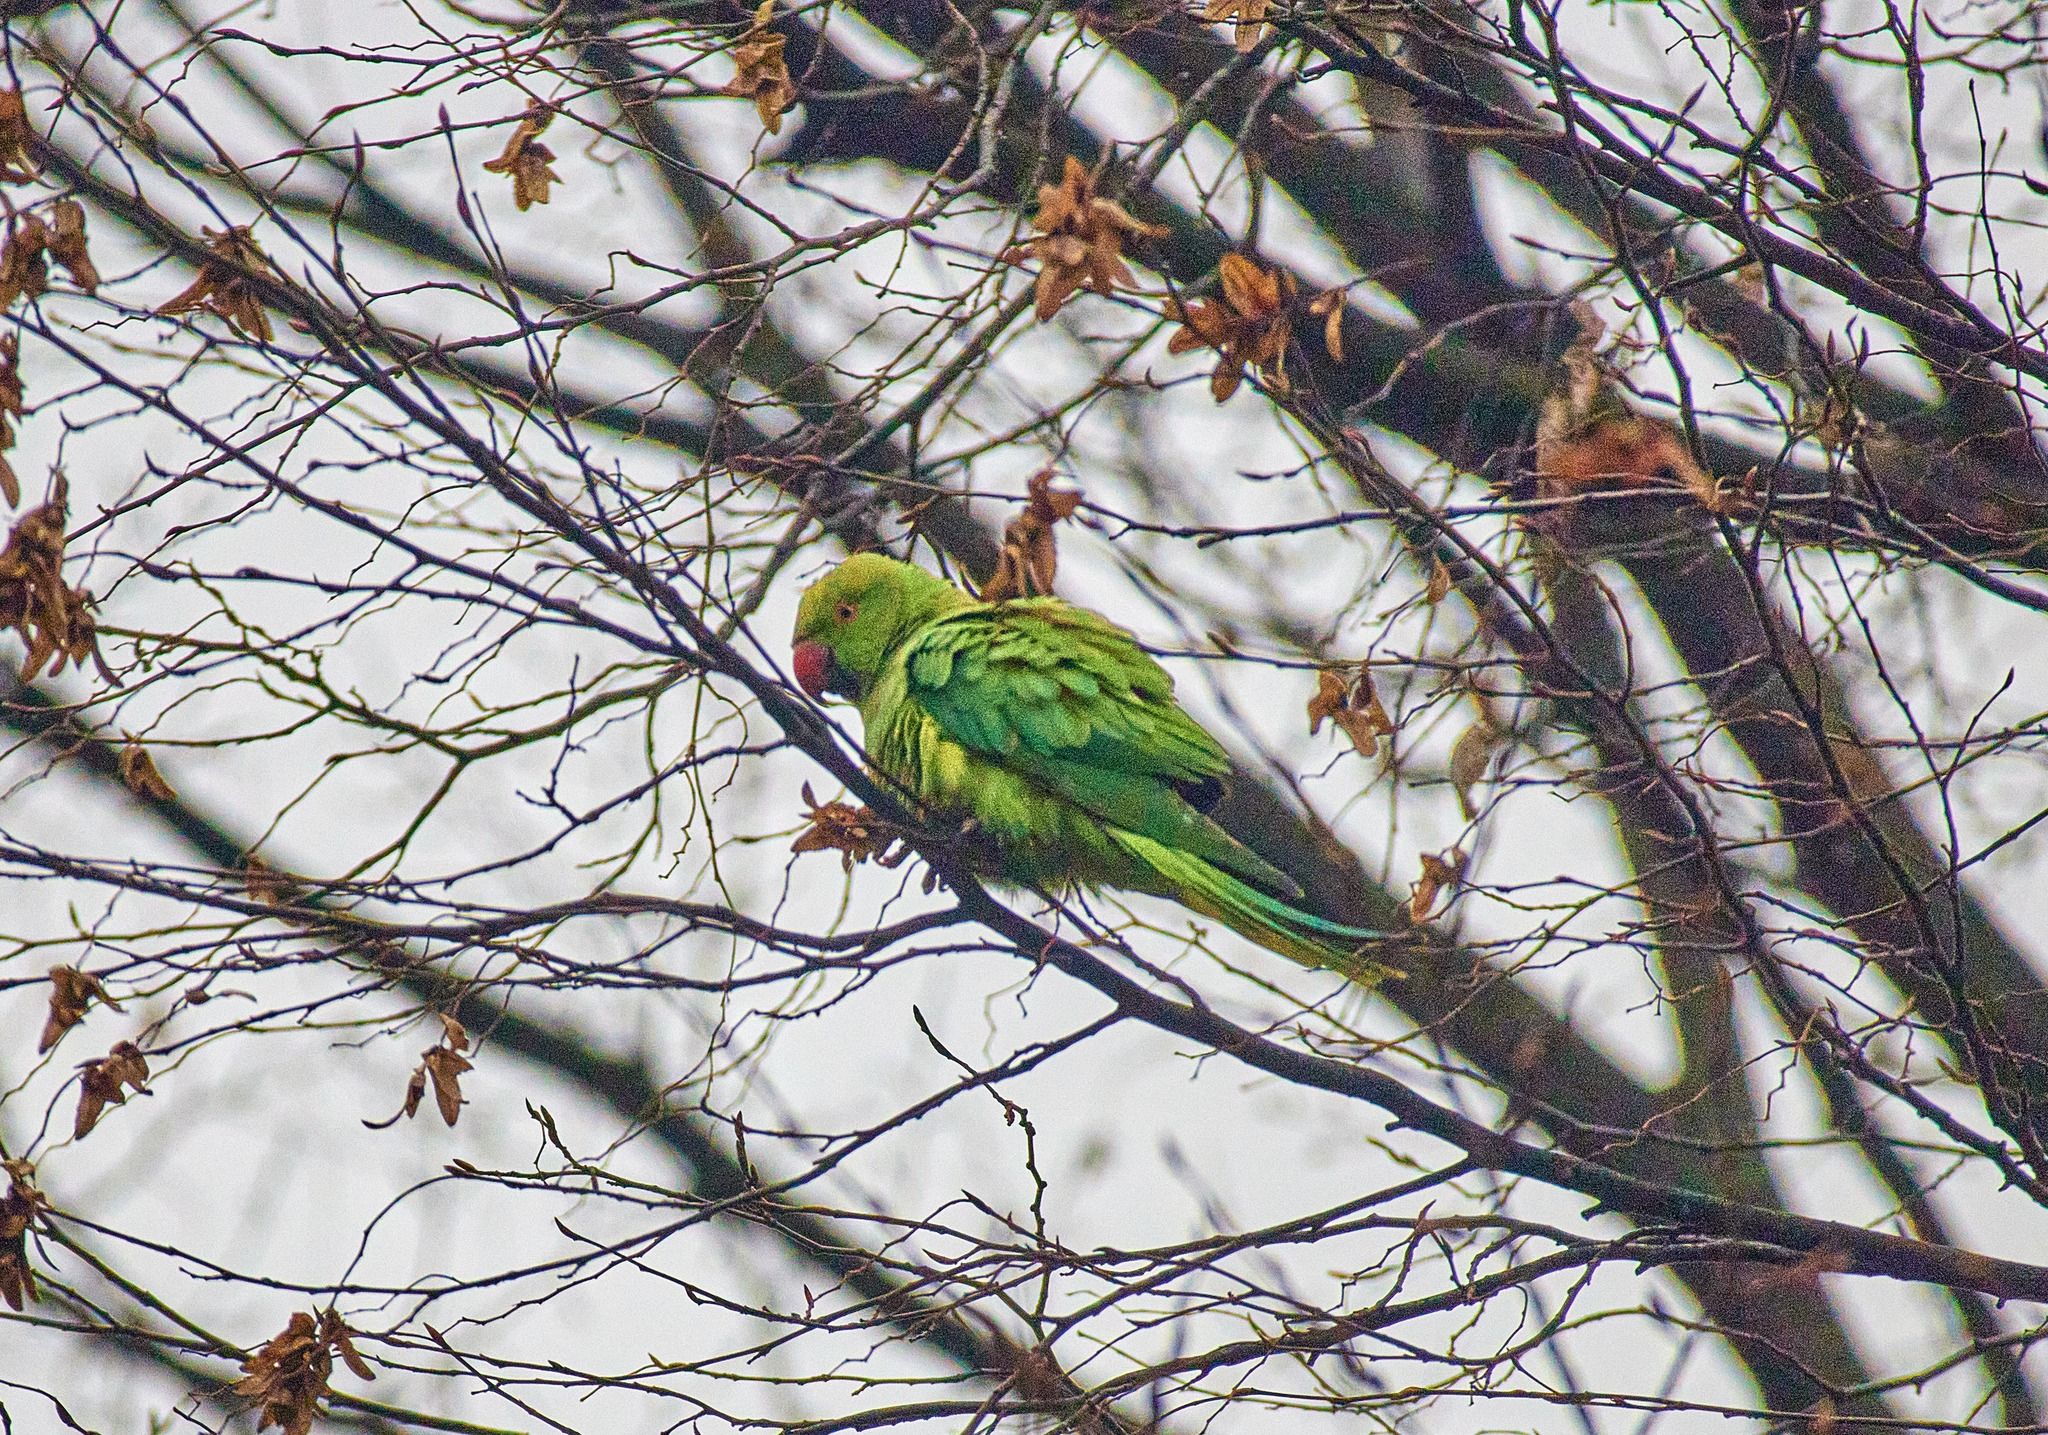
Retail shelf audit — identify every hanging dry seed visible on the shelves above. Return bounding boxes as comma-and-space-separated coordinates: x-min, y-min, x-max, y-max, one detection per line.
1003, 156, 1167, 322
1166, 253, 1296, 402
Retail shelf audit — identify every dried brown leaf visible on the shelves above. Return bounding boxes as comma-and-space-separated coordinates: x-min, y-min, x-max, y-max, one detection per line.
1448, 720, 1497, 819
0, 478, 103, 684
1307, 666, 1395, 757
480, 104, 563, 210
720, 2, 798, 134
156, 226, 273, 341
118, 739, 177, 801
235, 1308, 374, 1435
1009, 155, 1165, 322
47, 200, 95, 293
0, 92, 36, 184
38, 963, 118, 1054
366, 1016, 474, 1130
791, 781, 891, 871
0, 1159, 44, 1311
979, 469, 1083, 602
0, 215, 49, 311
1408, 847, 1466, 924
73, 1039, 150, 1139
1424, 558, 1452, 605
1309, 287, 1345, 363
1165, 252, 1295, 403
1201, 0, 1273, 51
0, 334, 20, 509
423, 1044, 473, 1127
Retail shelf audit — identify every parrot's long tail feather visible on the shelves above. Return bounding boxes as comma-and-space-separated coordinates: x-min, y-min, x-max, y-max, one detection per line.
1109, 831, 1402, 986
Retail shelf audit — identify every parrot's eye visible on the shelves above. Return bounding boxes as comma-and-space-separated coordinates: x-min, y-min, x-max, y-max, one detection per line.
835, 601, 857, 622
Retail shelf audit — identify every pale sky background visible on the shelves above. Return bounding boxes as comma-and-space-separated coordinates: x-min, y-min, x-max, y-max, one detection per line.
4, 1, 2048, 1431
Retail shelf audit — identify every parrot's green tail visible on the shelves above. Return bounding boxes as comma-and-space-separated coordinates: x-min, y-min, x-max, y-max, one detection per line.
1111, 831, 1402, 987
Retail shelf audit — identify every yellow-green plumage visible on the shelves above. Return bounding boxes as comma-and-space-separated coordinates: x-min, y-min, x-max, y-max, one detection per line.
792, 554, 1394, 986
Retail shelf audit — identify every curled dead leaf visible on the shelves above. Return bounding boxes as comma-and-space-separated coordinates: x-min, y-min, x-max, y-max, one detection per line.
1408, 847, 1466, 924
1424, 557, 1452, 605
0, 92, 36, 184
1202, 0, 1273, 51
791, 781, 891, 872
979, 469, 1083, 603
156, 226, 274, 342
39, 963, 119, 1054
423, 1044, 473, 1127
1166, 252, 1295, 402
1004, 156, 1166, 322
47, 200, 95, 293
0, 1159, 44, 1311
0, 214, 49, 311
480, 103, 563, 210
720, 2, 798, 134
73, 1039, 151, 1139
1308, 287, 1346, 363
366, 1015, 474, 1130
1307, 666, 1395, 757
118, 739, 177, 801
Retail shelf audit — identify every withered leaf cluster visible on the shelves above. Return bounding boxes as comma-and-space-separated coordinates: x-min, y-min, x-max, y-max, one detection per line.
39, 963, 120, 1053
234, 1308, 376, 1435
480, 104, 563, 211
978, 469, 1083, 603
73, 1040, 150, 1139
0, 90, 37, 184
1, 200, 99, 311
1167, 252, 1296, 401
0, 477, 106, 681
365, 1014, 474, 1130
157, 226, 274, 341
0, 1159, 44, 1310
720, 2, 798, 135
1202, 0, 1275, 52
1005, 155, 1166, 322
790, 781, 891, 872
1307, 666, 1395, 757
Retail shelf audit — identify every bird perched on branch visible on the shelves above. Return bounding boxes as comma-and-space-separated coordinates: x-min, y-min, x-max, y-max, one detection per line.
791, 553, 1396, 986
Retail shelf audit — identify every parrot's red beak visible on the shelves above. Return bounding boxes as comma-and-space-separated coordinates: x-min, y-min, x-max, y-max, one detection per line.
792, 640, 835, 701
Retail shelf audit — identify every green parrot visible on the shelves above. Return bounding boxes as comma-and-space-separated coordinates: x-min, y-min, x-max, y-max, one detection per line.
790, 553, 1396, 986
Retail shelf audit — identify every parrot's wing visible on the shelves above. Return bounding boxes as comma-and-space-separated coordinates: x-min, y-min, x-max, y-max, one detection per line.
904, 601, 1302, 897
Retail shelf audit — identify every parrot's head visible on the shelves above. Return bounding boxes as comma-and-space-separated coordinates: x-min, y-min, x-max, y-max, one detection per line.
792, 553, 964, 703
